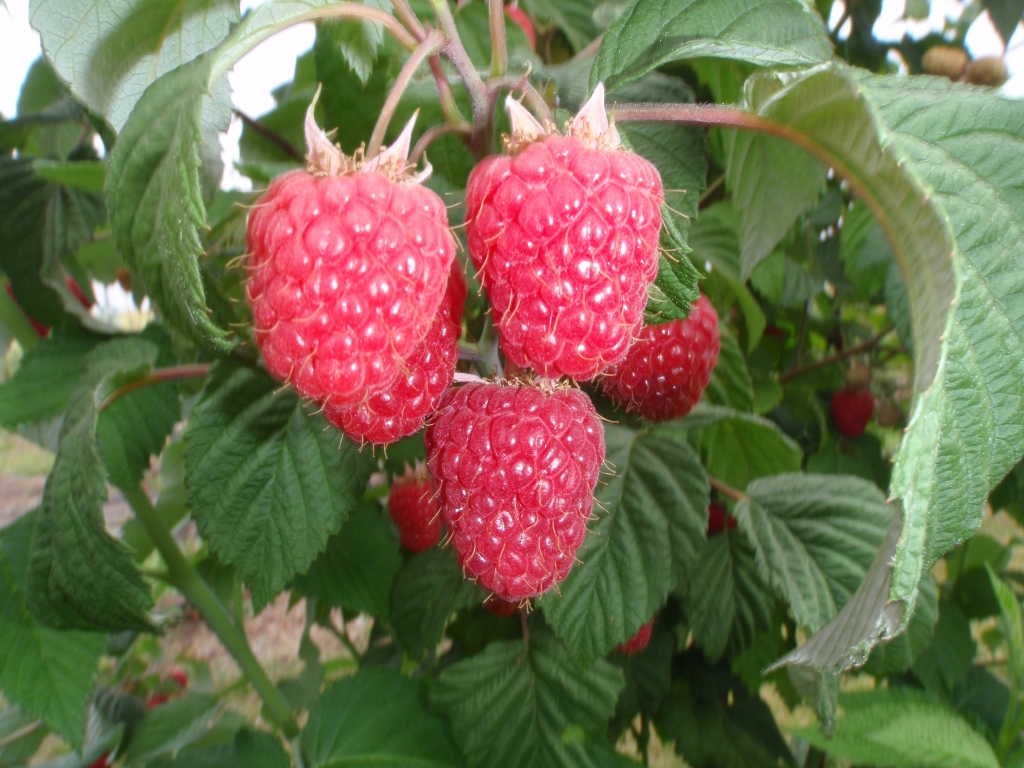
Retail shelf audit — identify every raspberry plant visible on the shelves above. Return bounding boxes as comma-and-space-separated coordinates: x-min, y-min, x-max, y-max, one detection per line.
1, 1, 1023, 766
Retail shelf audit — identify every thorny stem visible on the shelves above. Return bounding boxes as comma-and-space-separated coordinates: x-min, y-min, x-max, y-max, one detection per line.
708, 475, 745, 502
123, 485, 299, 737
412, 121, 474, 162
488, 0, 507, 78
367, 29, 447, 159
233, 109, 303, 162
778, 327, 894, 384
431, 0, 491, 149
99, 363, 211, 412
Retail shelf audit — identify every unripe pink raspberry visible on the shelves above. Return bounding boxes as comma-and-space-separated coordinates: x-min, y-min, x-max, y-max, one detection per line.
465, 86, 663, 381
387, 463, 441, 553
246, 98, 455, 407
601, 294, 720, 421
425, 379, 605, 601
616, 618, 654, 654
323, 264, 466, 445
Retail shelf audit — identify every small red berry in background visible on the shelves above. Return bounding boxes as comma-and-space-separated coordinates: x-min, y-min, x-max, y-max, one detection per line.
830, 388, 874, 438
616, 619, 654, 654
168, 667, 189, 689
706, 502, 736, 536
465, 87, 664, 381
602, 294, 720, 421
504, 3, 536, 48
426, 379, 605, 602
483, 594, 520, 617
388, 463, 442, 553
85, 752, 112, 768
246, 98, 455, 408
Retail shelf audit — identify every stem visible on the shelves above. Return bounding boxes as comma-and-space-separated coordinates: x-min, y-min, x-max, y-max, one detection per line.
99, 363, 211, 412
411, 121, 473, 162
709, 475, 745, 502
390, 0, 426, 37
489, 75, 553, 124
367, 29, 447, 159
330, 611, 362, 660
432, 0, 491, 146
123, 485, 299, 737
778, 327, 893, 384
488, 0, 507, 78
802, 745, 827, 768
234, 110, 304, 162
390, 0, 464, 122
698, 174, 725, 208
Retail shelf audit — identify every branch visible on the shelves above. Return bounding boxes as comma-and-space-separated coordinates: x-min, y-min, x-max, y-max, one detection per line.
778, 327, 894, 384
411, 120, 473, 163
99, 363, 211, 412
488, 0, 507, 78
432, 0, 491, 146
708, 475, 745, 503
233, 110, 304, 163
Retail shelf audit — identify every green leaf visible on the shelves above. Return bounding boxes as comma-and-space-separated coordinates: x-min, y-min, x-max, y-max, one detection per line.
864, 575, 938, 676
984, 0, 1022, 44
0, 704, 48, 767
184, 361, 374, 612
29, 0, 238, 131
735, 473, 891, 633
291, 500, 402, 620
521, 0, 600, 51
305, 667, 461, 767
859, 75, 1024, 619
722, 125, 826, 279
838, 202, 892, 300
683, 529, 774, 660
593, 0, 832, 92
319, 9, 383, 87
704, 330, 754, 412
0, 158, 104, 328
657, 650, 794, 768
794, 688, 1000, 768
912, 597, 975, 697
679, 404, 802, 491
0, 327, 105, 428
988, 566, 1024, 694
687, 202, 766, 350
33, 160, 106, 193
0, 514, 106, 749
431, 633, 623, 768
29, 337, 160, 631
148, 729, 291, 768
390, 547, 482, 656
541, 425, 709, 663
105, 55, 232, 351
122, 695, 222, 764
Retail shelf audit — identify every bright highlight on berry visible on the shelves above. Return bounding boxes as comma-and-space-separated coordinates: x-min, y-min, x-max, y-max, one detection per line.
465, 85, 664, 381
425, 379, 605, 602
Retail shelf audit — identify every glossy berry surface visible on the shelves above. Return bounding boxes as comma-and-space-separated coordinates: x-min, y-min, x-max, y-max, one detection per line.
387, 466, 441, 552
616, 619, 654, 654
323, 264, 466, 445
830, 388, 874, 438
246, 169, 455, 406
602, 294, 720, 421
706, 502, 736, 535
425, 380, 605, 601
465, 135, 663, 381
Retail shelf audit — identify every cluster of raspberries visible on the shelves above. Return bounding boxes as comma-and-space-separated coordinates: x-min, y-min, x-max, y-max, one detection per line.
245, 87, 720, 604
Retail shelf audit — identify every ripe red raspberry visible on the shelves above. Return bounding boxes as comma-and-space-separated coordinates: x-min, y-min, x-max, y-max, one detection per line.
616, 618, 654, 654
706, 502, 736, 536
425, 380, 605, 601
465, 87, 663, 381
601, 294, 720, 421
830, 388, 874, 438
246, 103, 455, 407
387, 463, 441, 552
323, 264, 466, 445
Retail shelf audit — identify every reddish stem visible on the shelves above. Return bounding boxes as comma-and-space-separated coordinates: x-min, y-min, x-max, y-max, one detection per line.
99, 364, 212, 412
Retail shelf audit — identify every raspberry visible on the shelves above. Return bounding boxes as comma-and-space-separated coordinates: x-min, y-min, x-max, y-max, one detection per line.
706, 502, 736, 536
425, 379, 605, 601
323, 264, 466, 445
246, 102, 455, 407
601, 294, 720, 421
616, 618, 654, 654
387, 463, 441, 552
830, 388, 874, 438
465, 87, 663, 381
483, 594, 520, 617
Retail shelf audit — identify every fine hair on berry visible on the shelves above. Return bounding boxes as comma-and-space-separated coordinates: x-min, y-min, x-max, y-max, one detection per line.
425, 379, 605, 601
